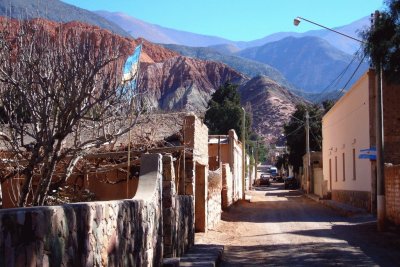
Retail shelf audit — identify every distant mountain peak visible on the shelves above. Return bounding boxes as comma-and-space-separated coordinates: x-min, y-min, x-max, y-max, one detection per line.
0, 0, 129, 37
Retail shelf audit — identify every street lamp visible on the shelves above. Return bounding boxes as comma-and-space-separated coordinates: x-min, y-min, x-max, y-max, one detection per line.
242, 107, 246, 200
293, 16, 365, 43
294, 15, 385, 231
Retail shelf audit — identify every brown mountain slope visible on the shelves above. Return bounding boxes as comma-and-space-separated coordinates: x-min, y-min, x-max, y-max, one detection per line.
139, 56, 248, 112
0, 16, 305, 142
240, 76, 305, 142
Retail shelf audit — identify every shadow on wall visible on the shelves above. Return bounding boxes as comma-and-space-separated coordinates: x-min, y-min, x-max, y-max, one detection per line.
0, 154, 164, 266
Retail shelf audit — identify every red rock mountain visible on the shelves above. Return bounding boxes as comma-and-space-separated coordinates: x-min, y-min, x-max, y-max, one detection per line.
0, 16, 304, 142
139, 56, 247, 112
239, 76, 304, 142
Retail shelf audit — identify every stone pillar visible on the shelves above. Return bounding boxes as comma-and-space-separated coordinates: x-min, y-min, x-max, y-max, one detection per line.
162, 155, 177, 258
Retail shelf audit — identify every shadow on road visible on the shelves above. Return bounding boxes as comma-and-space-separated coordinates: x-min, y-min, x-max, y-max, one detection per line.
217, 186, 400, 266
219, 222, 400, 267
220, 242, 377, 267
223, 188, 350, 224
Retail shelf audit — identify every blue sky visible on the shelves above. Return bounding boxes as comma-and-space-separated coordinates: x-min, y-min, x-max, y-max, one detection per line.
62, 0, 384, 41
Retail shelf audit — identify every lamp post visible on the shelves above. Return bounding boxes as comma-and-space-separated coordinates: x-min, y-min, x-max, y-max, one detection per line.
242, 107, 246, 200
295, 15, 385, 231
293, 17, 365, 43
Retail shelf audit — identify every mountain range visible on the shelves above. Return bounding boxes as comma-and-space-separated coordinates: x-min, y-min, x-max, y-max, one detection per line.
0, 0, 370, 142
98, 10, 370, 94
238, 36, 369, 93
96, 10, 369, 55
0, 0, 129, 37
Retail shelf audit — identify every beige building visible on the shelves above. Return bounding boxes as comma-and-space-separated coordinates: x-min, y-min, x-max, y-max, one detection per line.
208, 129, 244, 207
322, 71, 373, 210
322, 70, 400, 212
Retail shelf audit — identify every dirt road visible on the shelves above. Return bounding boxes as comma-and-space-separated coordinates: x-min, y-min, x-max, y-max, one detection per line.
196, 183, 400, 266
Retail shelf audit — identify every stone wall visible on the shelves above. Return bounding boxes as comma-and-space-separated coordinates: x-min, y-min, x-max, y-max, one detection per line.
207, 170, 222, 230
332, 189, 371, 211
162, 156, 194, 258
385, 165, 400, 225
0, 154, 163, 267
175, 196, 195, 256
221, 163, 233, 210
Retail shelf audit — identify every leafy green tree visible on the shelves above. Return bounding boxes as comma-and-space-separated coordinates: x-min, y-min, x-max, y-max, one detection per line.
362, 0, 400, 83
276, 153, 289, 173
205, 82, 251, 140
283, 104, 323, 173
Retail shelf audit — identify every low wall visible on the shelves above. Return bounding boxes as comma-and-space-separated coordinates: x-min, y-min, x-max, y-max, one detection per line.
207, 170, 222, 230
385, 165, 400, 225
0, 154, 163, 267
221, 164, 233, 210
162, 156, 194, 258
332, 189, 371, 211
175, 196, 195, 256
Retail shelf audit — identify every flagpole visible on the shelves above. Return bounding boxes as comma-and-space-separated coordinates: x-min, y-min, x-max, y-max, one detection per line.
126, 42, 143, 199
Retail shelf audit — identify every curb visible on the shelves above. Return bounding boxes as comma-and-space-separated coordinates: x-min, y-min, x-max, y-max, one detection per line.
163, 244, 224, 267
304, 193, 369, 217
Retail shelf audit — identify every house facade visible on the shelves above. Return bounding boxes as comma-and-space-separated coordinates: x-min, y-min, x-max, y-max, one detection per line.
322, 71, 373, 211
322, 69, 400, 213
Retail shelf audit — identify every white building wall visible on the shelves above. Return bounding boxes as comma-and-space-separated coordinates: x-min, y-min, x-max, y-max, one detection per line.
322, 72, 372, 193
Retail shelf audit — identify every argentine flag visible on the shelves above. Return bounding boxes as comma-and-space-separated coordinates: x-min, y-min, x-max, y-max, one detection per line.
123, 44, 142, 84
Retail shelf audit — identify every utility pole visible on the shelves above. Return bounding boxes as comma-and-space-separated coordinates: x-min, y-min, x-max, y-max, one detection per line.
375, 10, 386, 232
242, 107, 246, 200
254, 140, 259, 190
305, 110, 311, 194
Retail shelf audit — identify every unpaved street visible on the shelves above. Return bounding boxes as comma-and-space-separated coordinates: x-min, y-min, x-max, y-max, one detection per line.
196, 183, 400, 266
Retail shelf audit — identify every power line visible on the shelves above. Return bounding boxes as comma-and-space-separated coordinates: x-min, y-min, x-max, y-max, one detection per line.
333, 53, 367, 102
285, 123, 305, 137
312, 47, 363, 103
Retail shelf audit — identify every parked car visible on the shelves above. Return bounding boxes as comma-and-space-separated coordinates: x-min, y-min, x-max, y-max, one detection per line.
259, 174, 271, 186
276, 175, 284, 183
284, 176, 298, 189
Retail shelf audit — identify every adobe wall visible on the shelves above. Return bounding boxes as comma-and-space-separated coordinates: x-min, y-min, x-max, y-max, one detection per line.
221, 163, 233, 210
0, 154, 163, 267
385, 165, 400, 225
184, 114, 209, 166
208, 143, 230, 171
183, 114, 209, 232
207, 170, 222, 230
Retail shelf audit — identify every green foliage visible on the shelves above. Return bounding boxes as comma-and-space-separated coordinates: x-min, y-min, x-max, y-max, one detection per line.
283, 104, 324, 173
276, 153, 289, 171
247, 136, 268, 164
205, 82, 250, 140
362, 0, 400, 83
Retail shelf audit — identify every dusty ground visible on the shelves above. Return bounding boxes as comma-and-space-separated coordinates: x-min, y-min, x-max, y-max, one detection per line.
196, 183, 400, 266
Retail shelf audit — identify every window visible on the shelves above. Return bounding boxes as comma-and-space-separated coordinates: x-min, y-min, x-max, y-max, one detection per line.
335, 156, 338, 182
353, 148, 356, 180
329, 158, 332, 181
342, 153, 345, 181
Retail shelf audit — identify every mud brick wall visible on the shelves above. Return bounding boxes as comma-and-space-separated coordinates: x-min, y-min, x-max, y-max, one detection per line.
0, 154, 163, 267
207, 170, 222, 230
184, 114, 209, 166
385, 165, 400, 225
332, 190, 371, 211
221, 163, 233, 210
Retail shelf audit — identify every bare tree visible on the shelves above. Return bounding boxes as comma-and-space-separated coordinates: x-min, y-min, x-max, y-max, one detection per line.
0, 18, 144, 207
